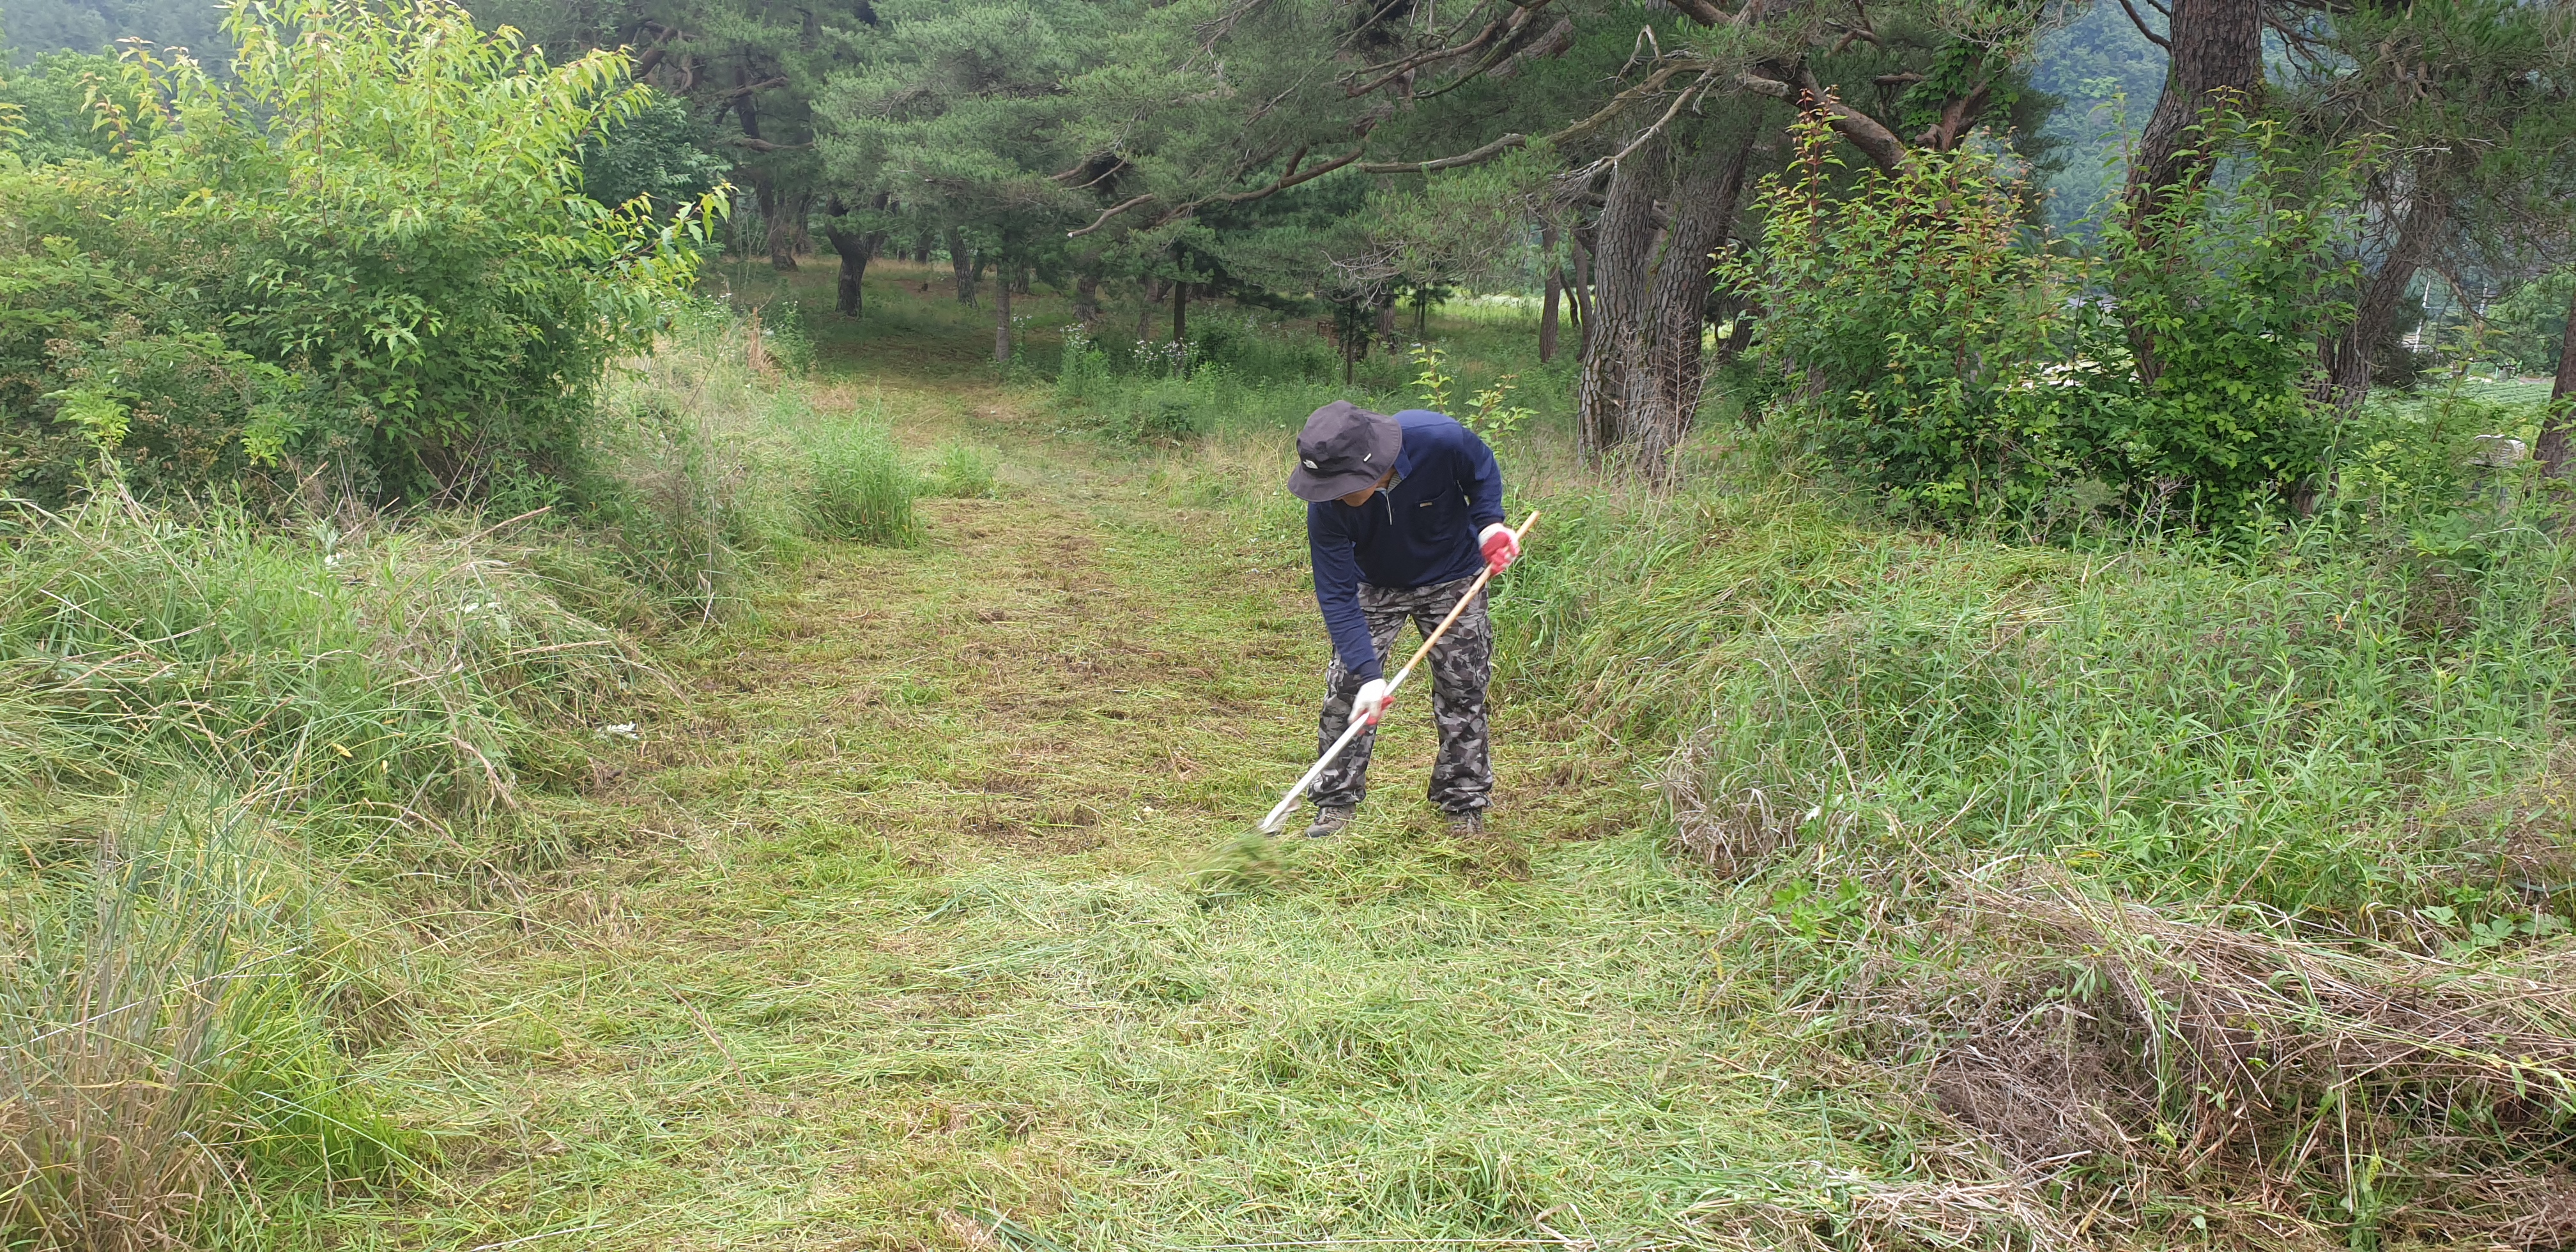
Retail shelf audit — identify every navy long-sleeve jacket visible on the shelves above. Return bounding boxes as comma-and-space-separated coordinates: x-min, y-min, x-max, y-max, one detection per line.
1307, 409, 1506, 682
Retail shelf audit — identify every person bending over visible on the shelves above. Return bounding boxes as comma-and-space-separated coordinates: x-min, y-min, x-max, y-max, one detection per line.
1285, 400, 1519, 838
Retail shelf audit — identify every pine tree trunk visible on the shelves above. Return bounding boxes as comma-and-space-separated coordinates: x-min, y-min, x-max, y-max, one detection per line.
1577, 139, 1664, 463
1568, 227, 1593, 352
914, 231, 932, 264
1540, 223, 1561, 365
1138, 276, 1163, 344
767, 190, 803, 271
2539, 284, 2576, 478
1074, 270, 1101, 323
1577, 127, 1755, 480
2326, 182, 2450, 406
995, 274, 1013, 366
1374, 298, 1397, 353
2127, 0, 2266, 217
1172, 280, 1189, 375
948, 229, 976, 305
785, 190, 813, 264
2123, 0, 2264, 386
1624, 131, 1753, 477
824, 225, 880, 318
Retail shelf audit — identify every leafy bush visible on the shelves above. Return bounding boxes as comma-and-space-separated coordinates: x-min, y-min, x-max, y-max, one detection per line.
1725, 111, 2358, 525
0, 0, 710, 507
1721, 119, 2100, 519
578, 90, 732, 218
2491, 268, 2574, 378
2094, 114, 2357, 514
802, 423, 919, 544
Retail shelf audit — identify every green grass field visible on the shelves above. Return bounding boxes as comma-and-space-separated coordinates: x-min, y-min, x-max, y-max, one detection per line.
278, 262, 1864, 1250
19, 259, 2576, 1252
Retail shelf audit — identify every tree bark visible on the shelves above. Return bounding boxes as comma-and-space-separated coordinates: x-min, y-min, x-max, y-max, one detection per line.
2325, 182, 2449, 406
2540, 281, 2576, 478
1137, 275, 1163, 345
1540, 223, 1562, 365
995, 271, 1013, 366
1568, 226, 1593, 355
2120, 0, 2263, 387
733, 79, 796, 271
2126, 0, 2264, 224
1374, 297, 1398, 351
822, 205, 884, 319
1577, 137, 1666, 462
947, 229, 976, 305
914, 231, 932, 264
780, 190, 811, 268
1073, 269, 1101, 323
1630, 130, 1753, 470
1577, 126, 1756, 479
1172, 280, 1189, 374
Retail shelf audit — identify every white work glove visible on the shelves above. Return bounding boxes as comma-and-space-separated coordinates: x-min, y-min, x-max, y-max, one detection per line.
1353, 677, 1394, 726
1478, 523, 1521, 574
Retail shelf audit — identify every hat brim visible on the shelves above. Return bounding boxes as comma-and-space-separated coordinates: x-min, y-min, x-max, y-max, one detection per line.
1285, 408, 1402, 503
1287, 462, 1392, 503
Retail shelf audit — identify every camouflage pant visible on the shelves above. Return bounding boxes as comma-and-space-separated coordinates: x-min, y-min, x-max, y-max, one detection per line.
1314, 576, 1492, 814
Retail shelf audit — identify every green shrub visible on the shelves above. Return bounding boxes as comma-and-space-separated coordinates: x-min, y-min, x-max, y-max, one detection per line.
1725, 111, 2359, 525
803, 424, 919, 545
0, 0, 709, 507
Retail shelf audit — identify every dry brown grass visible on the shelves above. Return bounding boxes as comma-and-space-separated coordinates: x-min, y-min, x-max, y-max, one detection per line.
1758, 866, 2576, 1248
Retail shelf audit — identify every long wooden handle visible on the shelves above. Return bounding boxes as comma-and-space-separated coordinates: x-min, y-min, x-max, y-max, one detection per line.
1255, 510, 1540, 833
1378, 510, 1538, 700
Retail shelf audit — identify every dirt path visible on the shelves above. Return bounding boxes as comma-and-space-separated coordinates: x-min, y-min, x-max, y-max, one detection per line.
371, 385, 1804, 1251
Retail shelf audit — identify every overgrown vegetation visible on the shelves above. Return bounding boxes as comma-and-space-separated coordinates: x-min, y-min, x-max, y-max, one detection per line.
0, 0, 709, 507
6, 0, 2576, 1246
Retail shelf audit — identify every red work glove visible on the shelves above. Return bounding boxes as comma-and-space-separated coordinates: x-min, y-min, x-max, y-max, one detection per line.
1478, 523, 1520, 574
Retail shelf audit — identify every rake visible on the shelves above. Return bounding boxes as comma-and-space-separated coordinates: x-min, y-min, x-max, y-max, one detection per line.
1255, 510, 1540, 834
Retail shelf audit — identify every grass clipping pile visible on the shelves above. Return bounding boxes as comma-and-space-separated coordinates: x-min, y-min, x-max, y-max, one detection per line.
1706, 854, 2576, 1249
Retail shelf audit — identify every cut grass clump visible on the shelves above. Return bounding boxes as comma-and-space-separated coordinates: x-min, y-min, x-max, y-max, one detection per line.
1747, 867, 2576, 1248
801, 422, 919, 545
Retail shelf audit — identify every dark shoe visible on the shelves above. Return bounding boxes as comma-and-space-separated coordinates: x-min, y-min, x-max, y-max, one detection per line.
1303, 805, 1355, 839
1445, 809, 1485, 837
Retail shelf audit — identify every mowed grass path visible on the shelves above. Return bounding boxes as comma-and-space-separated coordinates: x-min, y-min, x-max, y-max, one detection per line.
358, 281, 1857, 1251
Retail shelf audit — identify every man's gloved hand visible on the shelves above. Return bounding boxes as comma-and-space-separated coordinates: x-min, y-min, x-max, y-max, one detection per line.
1478, 523, 1521, 574
1353, 678, 1394, 726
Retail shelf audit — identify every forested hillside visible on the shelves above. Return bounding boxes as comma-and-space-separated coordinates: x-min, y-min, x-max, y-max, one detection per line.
8, 1, 2576, 1250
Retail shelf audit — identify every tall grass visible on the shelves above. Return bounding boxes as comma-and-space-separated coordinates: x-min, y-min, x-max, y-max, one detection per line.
923, 439, 999, 500
0, 489, 649, 841
1503, 491, 2576, 924
1483, 468, 2576, 1244
2, 793, 413, 1250
801, 420, 919, 545
587, 302, 812, 621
